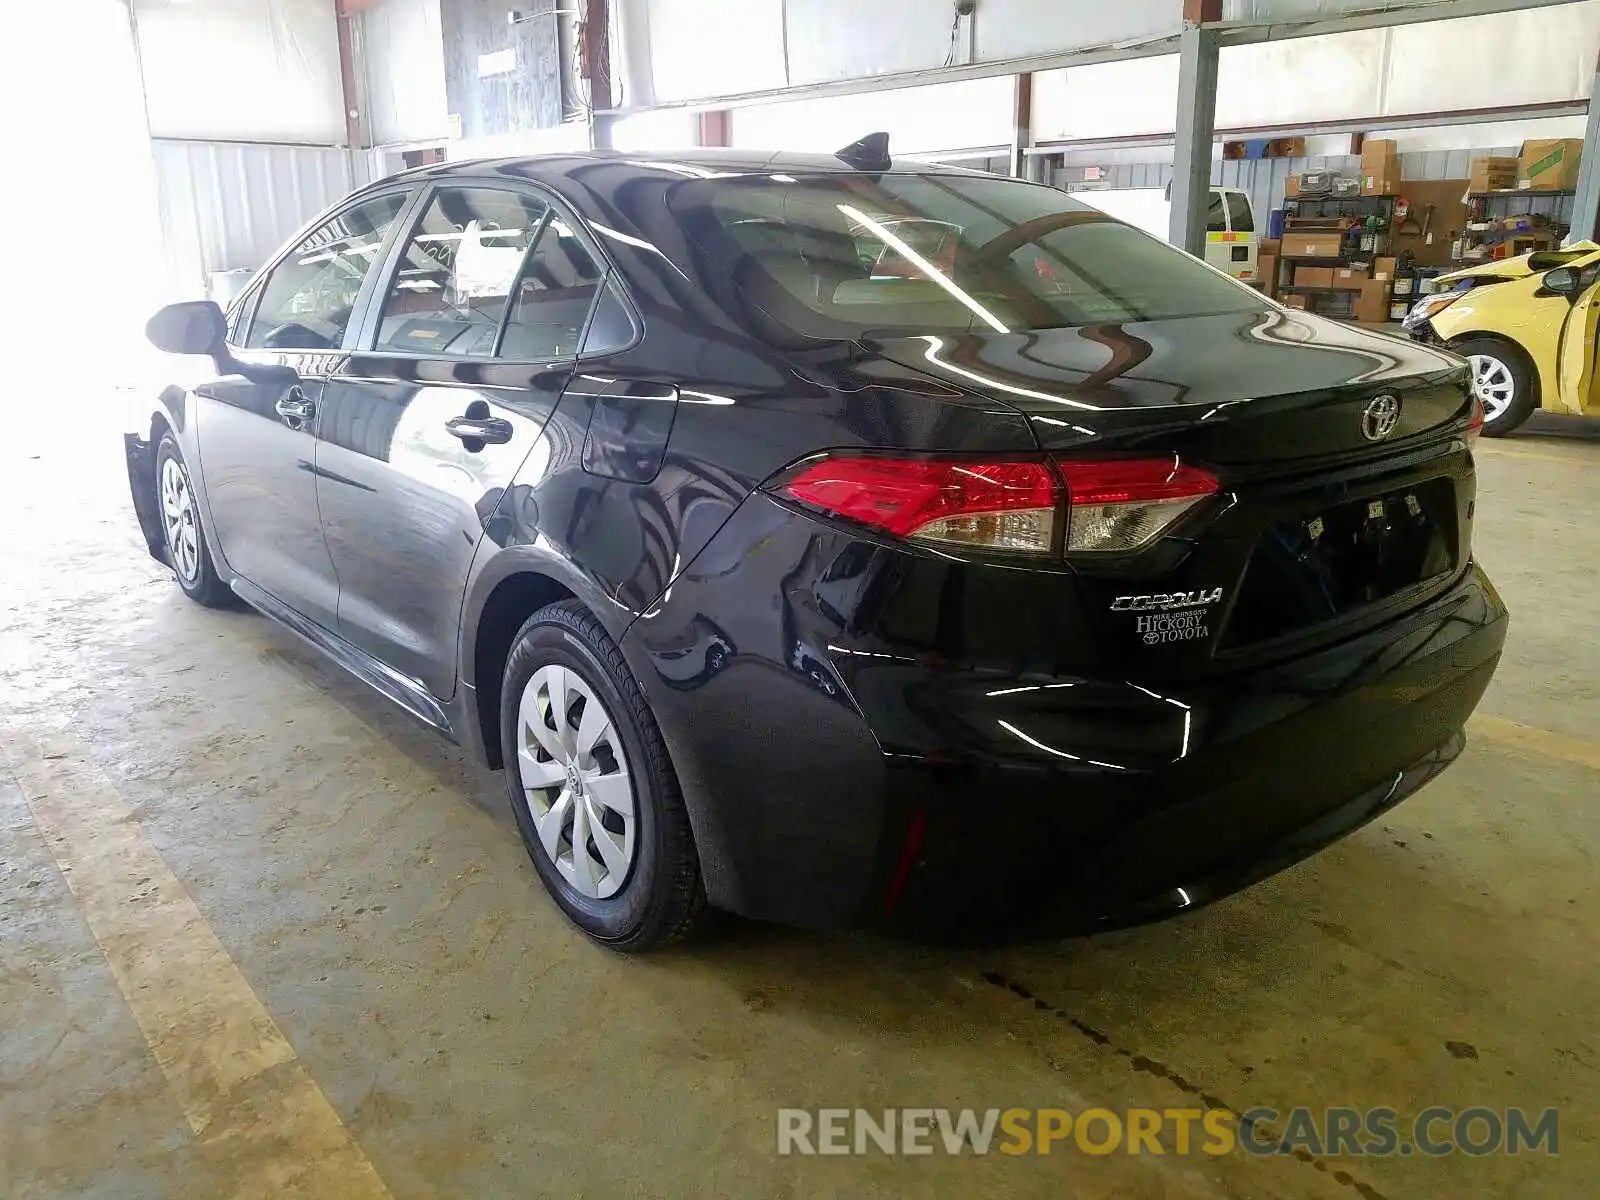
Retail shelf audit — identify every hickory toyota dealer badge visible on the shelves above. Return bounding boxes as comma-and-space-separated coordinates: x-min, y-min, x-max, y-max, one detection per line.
1111, 588, 1224, 646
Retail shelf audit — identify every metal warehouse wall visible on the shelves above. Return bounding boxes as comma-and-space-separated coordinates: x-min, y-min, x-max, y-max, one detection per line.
441, 0, 567, 142
152, 141, 385, 301
1034, 2, 1600, 142
630, 0, 1179, 105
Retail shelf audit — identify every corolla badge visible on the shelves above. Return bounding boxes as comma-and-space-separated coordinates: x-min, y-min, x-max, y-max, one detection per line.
1113, 587, 1224, 646
1362, 394, 1401, 441
1110, 588, 1223, 612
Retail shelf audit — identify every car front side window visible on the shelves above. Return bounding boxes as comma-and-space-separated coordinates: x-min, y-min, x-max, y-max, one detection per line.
243, 192, 410, 351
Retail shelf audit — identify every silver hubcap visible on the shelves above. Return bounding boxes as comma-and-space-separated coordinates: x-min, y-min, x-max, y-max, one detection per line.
160, 456, 201, 582
516, 664, 636, 899
1468, 354, 1515, 422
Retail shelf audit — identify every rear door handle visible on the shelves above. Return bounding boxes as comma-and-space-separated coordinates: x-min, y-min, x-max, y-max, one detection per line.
275, 387, 316, 429
445, 415, 514, 446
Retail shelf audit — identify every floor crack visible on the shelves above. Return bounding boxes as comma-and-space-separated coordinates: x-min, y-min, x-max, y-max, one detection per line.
979, 969, 1390, 1200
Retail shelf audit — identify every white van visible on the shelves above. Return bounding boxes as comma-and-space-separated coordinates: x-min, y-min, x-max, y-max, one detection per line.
1071, 186, 1260, 284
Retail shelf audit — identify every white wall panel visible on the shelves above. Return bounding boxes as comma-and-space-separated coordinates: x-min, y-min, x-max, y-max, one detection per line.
628, 0, 1181, 104
1222, 0, 1571, 18
1215, 30, 1385, 125
152, 140, 373, 298
785, 0, 961, 82
359, 0, 450, 145
978, 0, 1180, 59
1384, 3, 1600, 113
612, 109, 700, 151
1038, 2, 1600, 140
1034, 54, 1181, 140
730, 77, 1014, 155
647, 0, 789, 102
134, 0, 345, 143
1367, 116, 1588, 148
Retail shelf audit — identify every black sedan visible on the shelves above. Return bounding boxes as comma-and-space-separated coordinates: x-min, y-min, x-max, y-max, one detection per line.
130, 138, 1506, 949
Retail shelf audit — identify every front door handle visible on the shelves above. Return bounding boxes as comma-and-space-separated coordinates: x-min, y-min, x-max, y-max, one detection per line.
275, 387, 316, 429
445, 414, 514, 446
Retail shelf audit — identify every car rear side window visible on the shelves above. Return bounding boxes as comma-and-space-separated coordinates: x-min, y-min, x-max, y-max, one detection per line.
243, 193, 408, 350
500, 215, 605, 360
374, 188, 551, 357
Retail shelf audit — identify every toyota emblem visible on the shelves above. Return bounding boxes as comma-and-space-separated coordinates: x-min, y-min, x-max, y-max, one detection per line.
1362, 394, 1400, 441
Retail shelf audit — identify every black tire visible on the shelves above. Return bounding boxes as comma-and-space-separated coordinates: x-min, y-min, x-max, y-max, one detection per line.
500, 600, 708, 951
1452, 337, 1536, 437
155, 433, 234, 608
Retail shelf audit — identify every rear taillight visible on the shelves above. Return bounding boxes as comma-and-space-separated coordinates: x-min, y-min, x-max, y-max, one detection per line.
1056, 458, 1220, 553
775, 453, 1219, 556
779, 456, 1061, 554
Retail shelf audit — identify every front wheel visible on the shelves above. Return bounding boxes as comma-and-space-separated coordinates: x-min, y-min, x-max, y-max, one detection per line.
1454, 337, 1536, 437
500, 600, 708, 950
155, 434, 233, 607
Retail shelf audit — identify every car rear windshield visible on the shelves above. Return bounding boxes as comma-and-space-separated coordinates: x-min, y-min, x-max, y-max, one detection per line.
668, 173, 1265, 342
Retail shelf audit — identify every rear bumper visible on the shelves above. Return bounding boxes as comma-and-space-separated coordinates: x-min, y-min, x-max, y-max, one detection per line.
626, 526, 1506, 932
874, 563, 1505, 933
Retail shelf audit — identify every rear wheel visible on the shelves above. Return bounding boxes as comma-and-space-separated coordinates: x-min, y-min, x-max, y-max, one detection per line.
156, 433, 232, 607
1454, 337, 1536, 437
500, 600, 708, 950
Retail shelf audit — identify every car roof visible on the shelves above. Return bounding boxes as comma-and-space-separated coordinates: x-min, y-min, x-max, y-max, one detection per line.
364, 147, 992, 191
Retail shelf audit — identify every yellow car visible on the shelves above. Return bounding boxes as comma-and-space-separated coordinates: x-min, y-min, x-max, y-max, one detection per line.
1401, 240, 1600, 436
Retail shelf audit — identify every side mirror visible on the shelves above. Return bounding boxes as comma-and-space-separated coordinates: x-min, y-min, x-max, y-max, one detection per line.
145, 300, 228, 356
1540, 266, 1583, 299
143, 299, 300, 387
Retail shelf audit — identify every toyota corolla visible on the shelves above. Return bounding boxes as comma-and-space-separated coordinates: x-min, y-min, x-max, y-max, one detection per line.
130, 138, 1507, 950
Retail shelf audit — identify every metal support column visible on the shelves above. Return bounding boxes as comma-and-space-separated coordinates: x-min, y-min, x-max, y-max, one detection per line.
1168, 0, 1221, 255
581, 0, 616, 150
1009, 73, 1033, 179
1567, 55, 1600, 244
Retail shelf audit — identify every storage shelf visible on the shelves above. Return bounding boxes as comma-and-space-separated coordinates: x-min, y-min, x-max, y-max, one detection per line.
1285, 194, 1397, 203
1281, 285, 1369, 294
1467, 188, 1576, 199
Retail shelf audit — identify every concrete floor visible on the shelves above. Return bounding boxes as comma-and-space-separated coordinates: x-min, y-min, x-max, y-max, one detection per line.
2, 403, 1597, 1199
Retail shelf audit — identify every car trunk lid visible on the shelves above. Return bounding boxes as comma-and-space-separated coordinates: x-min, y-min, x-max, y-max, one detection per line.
861, 310, 1478, 672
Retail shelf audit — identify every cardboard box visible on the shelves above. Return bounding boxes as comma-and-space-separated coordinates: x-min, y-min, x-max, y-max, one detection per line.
1295, 265, 1335, 288
1361, 138, 1400, 196
1363, 167, 1399, 196
1332, 264, 1370, 289
1468, 155, 1519, 193
1258, 238, 1281, 256
1518, 138, 1583, 190
1298, 170, 1336, 196
1285, 174, 1300, 198
1356, 279, 1392, 323
1283, 294, 1310, 309
1371, 256, 1398, 283
1361, 139, 1398, 170
1281, 232, 1345, 259
1257, 253, 1279, 297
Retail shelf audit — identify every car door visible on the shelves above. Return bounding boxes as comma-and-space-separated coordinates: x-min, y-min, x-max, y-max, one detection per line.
314, 183, 610, 698
196, 189, 414, 629
1554, 257, 1600, 415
